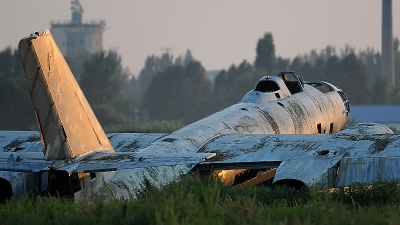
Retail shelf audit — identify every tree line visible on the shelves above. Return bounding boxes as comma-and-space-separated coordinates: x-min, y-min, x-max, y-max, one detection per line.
0, 32, 400, 130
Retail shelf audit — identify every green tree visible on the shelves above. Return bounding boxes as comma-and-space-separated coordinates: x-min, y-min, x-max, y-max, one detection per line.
0, 47, 36, 130
175, 50, 195, 68
275, 56, 290, 72
64, 52, 90, 80
120, 76, 139, 99
142, 61, 212, 124
289, 56, 316, 81
78, 50, 135, 126
80, 50, 128, 105
212, 60, 260, 112
137, 53, 173, 97
370, 75, 389, 104
182, 61, 213, 122
389, 85, 400, 104
0, 73, 36, 130
358, 48, 381, 87
254, 32, 276, 73
142, 65, 184, 122
323, 55, 342, 85
340, 53, 370, 104
0, 47, 24, 78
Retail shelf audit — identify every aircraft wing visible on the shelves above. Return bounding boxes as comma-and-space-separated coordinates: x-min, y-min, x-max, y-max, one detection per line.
0, 131, 167, 153
0, 131, 214, 172
52, 152, 216, 173
0, 150, 215, 173
0, 130, 164, 172
2, 126, 400, 188
196, 131, 400, 187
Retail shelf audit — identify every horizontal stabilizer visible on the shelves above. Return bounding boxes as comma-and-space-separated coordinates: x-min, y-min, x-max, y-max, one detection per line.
0, 131, 166, 153
0, 152, 53, 172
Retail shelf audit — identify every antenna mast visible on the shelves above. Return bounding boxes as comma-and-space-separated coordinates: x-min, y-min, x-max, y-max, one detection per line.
71, 0, 84, 24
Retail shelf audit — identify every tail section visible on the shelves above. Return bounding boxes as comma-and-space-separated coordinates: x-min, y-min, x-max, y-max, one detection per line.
18, 30, 114, 160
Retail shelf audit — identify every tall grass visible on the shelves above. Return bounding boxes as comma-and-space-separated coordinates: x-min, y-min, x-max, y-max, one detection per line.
1, 178, 400, 224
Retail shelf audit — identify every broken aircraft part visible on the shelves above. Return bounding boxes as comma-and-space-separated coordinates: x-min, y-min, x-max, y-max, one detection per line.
0, 29, 398, 202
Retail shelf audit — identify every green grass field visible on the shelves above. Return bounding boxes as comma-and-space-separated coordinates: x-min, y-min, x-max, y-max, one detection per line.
1, 178, 400, 225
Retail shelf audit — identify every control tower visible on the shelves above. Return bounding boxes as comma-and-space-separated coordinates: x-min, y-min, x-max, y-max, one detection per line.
50, 0, 105, 56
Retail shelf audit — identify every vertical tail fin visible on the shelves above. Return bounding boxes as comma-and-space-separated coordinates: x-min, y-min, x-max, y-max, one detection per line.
18, 30, 114, 160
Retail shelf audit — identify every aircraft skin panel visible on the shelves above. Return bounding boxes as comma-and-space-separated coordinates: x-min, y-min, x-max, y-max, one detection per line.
337, 157, 400, 186
0, 130, 214, 173
0, 127, 398, 197
1, 123, 399, 192
0, 171, 36, 198
0, 131, 169, 172
132, 83, 348, 158
0, 131, 167, 153
273, 158, 341, 188
0, 131, 42, 153
50, 152, 216, 173
0, 131, 173, 198
197, 125, 400, 188
107, 133, 166, 152
324, 90, 347, 131
199, 124, 398, 163
0, 152, 201, 173
0, 152, 52, 172
18, 30, 114, 160
93, 164, 192, 199
0, 66, 350, 198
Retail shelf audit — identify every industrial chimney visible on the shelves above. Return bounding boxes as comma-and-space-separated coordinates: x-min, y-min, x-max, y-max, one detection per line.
382, 0, 395, 86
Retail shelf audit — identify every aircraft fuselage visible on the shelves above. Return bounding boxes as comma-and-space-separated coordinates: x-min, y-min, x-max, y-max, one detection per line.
94, 73, 350, 199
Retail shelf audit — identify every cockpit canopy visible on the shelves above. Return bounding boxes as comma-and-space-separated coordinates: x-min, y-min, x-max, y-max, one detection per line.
254, 80, 280, 93
241, 72, 304, 103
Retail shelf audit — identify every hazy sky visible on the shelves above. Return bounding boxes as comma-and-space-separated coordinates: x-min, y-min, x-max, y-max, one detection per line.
0, 1, 399, 76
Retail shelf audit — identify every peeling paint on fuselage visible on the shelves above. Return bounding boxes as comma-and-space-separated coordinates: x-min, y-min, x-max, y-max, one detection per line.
0, 76, 349, 199
100, 80, 348, 198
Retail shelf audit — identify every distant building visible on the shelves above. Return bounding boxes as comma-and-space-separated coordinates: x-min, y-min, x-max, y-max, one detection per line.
50, 0, 105, 57
349, 105, 400, 132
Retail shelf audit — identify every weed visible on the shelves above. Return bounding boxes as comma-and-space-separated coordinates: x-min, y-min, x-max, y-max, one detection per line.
1, 179, 400, 224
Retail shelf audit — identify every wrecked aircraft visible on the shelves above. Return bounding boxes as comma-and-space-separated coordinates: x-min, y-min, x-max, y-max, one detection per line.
0, 29, 398, 202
